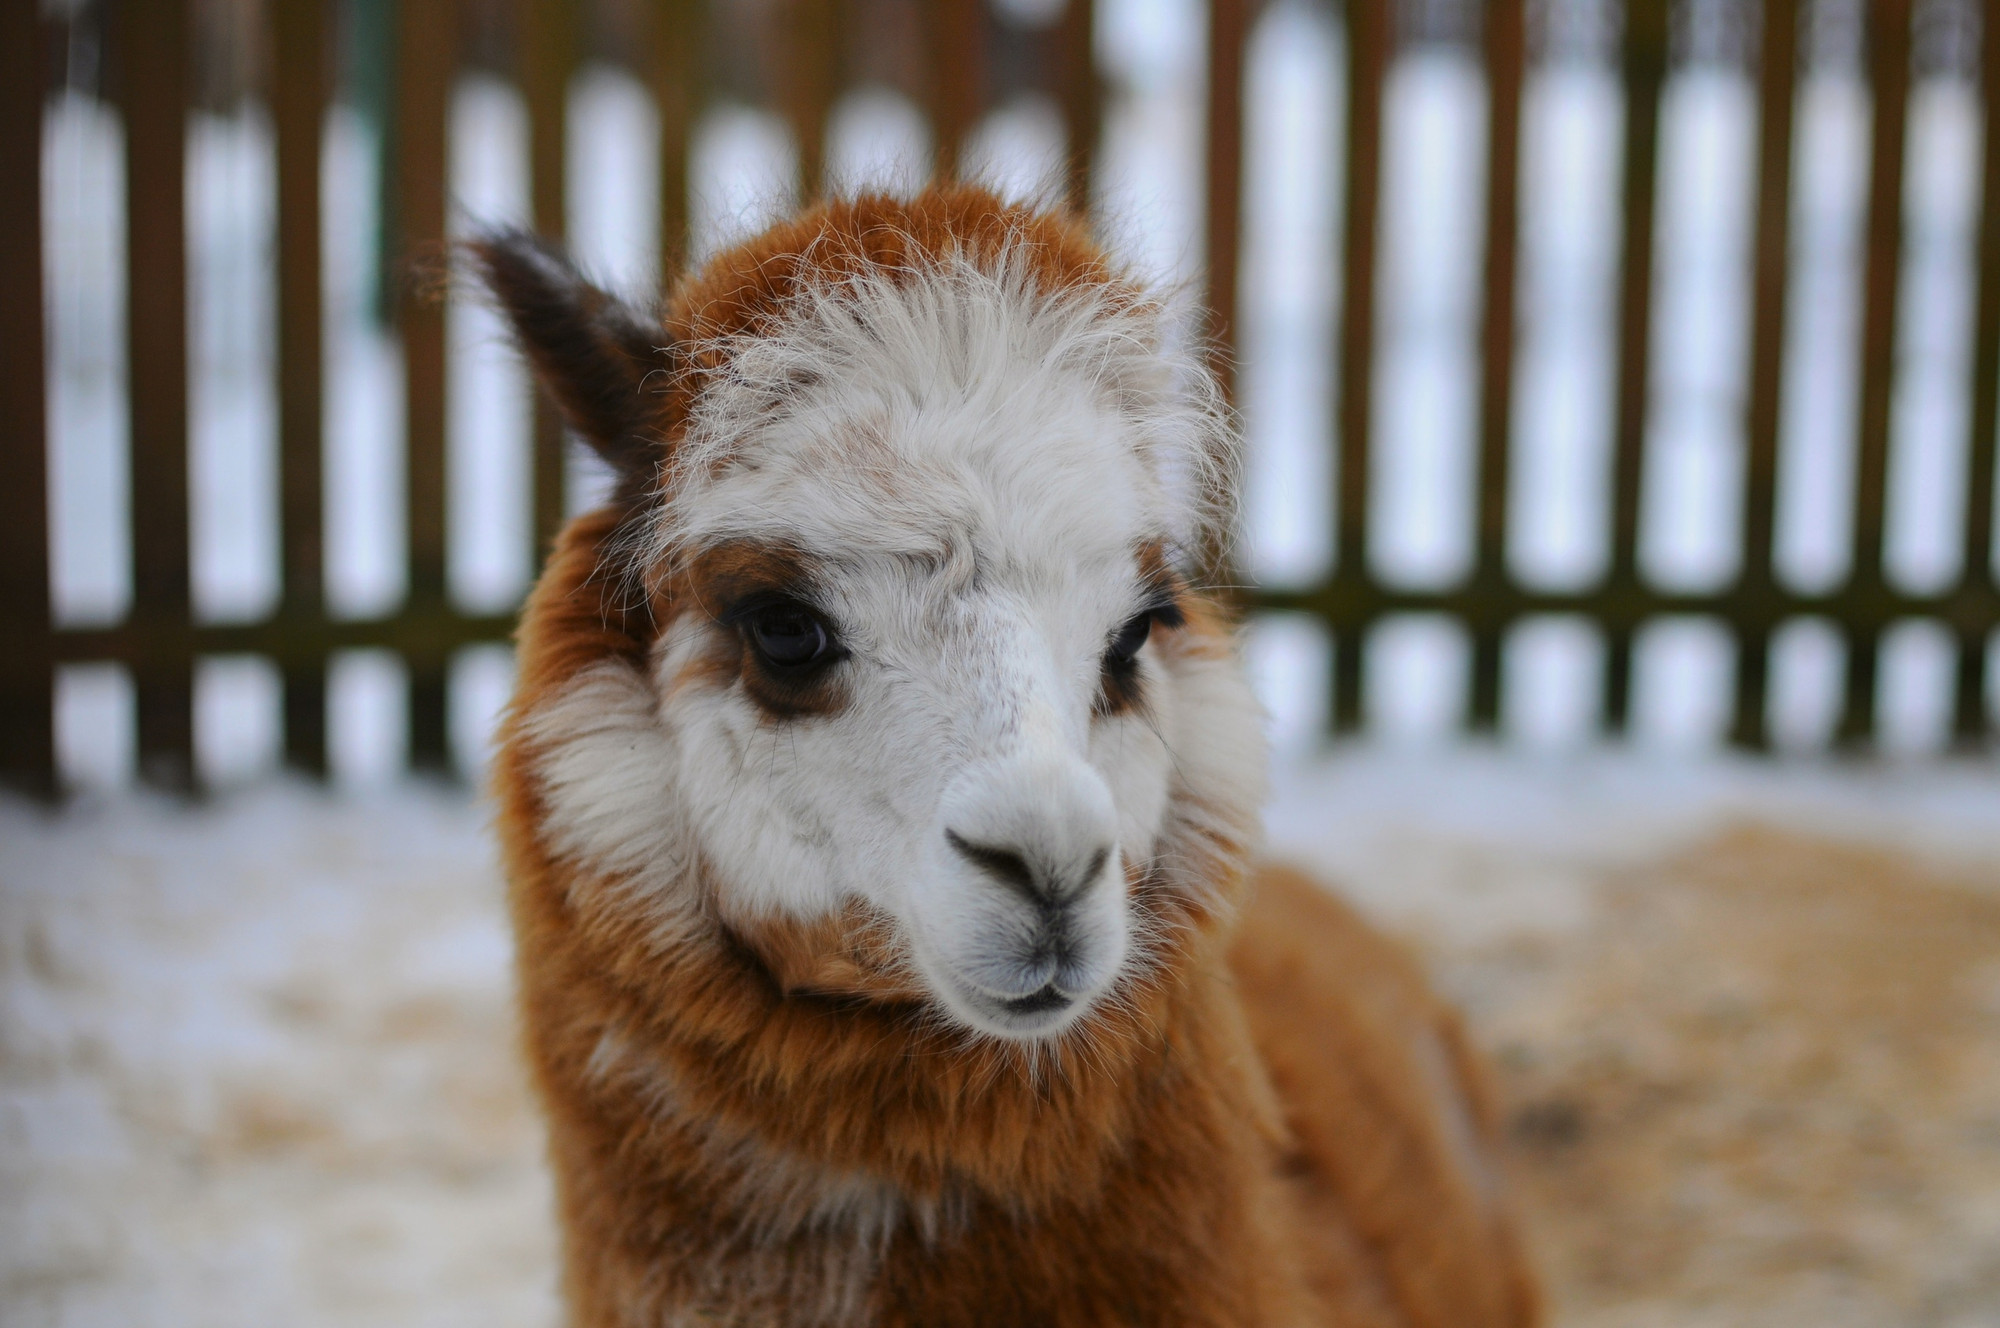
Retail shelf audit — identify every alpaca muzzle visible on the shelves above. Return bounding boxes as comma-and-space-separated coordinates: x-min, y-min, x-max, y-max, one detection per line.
917, 753, 1128, 1038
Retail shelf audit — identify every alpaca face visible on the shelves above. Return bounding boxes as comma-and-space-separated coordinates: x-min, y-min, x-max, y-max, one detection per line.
526, 257, 1265, 1042
652, 517, 1171, 1040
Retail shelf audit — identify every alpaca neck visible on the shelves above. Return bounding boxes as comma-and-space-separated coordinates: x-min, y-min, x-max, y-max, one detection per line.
578, 864, 1256, 1219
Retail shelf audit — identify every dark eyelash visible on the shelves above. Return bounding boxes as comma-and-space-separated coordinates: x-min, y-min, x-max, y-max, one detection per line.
718, 591, 823, 626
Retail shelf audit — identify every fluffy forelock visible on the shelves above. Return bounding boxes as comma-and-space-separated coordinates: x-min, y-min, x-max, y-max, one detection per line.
633, 189, 1235, 575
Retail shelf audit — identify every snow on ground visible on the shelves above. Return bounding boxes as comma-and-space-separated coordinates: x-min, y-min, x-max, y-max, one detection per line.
1266, 745, 2000, 947
0, 785, 555, 1328
5, 752, 2000, 1326
1492, 827, 2000, 1327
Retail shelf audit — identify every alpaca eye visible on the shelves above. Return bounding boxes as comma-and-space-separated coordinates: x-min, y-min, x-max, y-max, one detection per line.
1106, 612, 1152, 666
747, 604, 833, 669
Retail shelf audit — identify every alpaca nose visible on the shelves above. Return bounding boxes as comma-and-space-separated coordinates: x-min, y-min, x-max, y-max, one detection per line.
945, 831, 1110, 908
939, 755, 1120, 908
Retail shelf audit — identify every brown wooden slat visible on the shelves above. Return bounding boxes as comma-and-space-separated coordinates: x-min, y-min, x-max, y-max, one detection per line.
1202, 0, 1251, 402
123, 0, 196, 791
396, 0, 457, 772
1467, 0, 1525, 730
409, 669, 452, 779
652, 0, 707, 278
1728, 0, 1802, 747
1054, 0, 1098, 217
1601, 0, 1671, 736
785, 0, 844, 200
927, 0, 984, 183
1197, 0, 1253, 591
1330, 0, 1391, 732
1956, 0, 2000, 746
1838, 0, 1914, 746
523, 0, 576, 562
274, 0, 331, 776
0, 0, 54, 794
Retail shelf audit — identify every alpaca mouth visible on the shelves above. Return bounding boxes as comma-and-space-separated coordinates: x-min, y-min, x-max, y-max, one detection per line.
1000, 984, 1071, 1016
936, 966, 1096, 1038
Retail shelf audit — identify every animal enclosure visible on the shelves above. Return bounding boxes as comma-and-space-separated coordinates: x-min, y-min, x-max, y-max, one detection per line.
3, 0, 1998, 795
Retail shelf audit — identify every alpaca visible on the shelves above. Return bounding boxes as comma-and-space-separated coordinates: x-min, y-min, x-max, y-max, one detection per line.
480, 187, 1539, 1328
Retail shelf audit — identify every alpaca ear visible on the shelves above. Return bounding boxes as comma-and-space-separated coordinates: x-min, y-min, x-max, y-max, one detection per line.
468, 230, 669, 482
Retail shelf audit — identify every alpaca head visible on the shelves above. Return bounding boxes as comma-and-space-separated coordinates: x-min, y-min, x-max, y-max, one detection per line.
483, 193, 1265, 1043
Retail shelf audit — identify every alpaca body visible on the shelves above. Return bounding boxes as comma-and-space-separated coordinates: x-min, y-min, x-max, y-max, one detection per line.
484, 189, 1537, 1327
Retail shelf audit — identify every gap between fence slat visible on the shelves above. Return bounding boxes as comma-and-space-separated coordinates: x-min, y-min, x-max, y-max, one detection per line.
0, 0, 54, 794
123, 0, 196, 792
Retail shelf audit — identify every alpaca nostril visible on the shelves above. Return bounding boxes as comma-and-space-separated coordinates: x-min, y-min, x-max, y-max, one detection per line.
946, 830, 1114, 905
945, 830, 1042, 904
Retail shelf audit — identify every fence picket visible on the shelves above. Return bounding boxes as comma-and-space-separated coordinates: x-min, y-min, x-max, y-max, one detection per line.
1732, 0, 1802, 747
1469, 0, 1527, 730
1329, 0, 1391, 732
928, 0, 985, 184
1204, 0, 1251, 407
1604, 0, 1671, 733
1056, 0, 1098, 216
1840, 0, 1916, 744
123, 0, 196, 791
785, 0, 845, 201
1202, 0, 1253, 587
652, 0, 706, 278
524, 0, 577, 558
275, 0, 331, 776
396, 0, 457, 772
1957, 1, 2000, 745
0, 0, 53, 794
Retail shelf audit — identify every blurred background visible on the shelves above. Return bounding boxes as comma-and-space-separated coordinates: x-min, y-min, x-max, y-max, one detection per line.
4, 0, 2000, 1324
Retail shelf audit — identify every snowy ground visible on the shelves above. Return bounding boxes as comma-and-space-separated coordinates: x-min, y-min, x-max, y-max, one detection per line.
6, 751, 2000, 1327
0, 784, 555, 1328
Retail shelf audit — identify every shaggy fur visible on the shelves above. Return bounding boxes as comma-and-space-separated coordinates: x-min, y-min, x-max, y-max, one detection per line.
486, 187, 1538, 1326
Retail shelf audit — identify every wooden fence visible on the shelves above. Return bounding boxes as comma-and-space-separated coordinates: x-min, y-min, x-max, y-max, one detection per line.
1253, 0, 1998, 752
1, 0, 1996, 796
